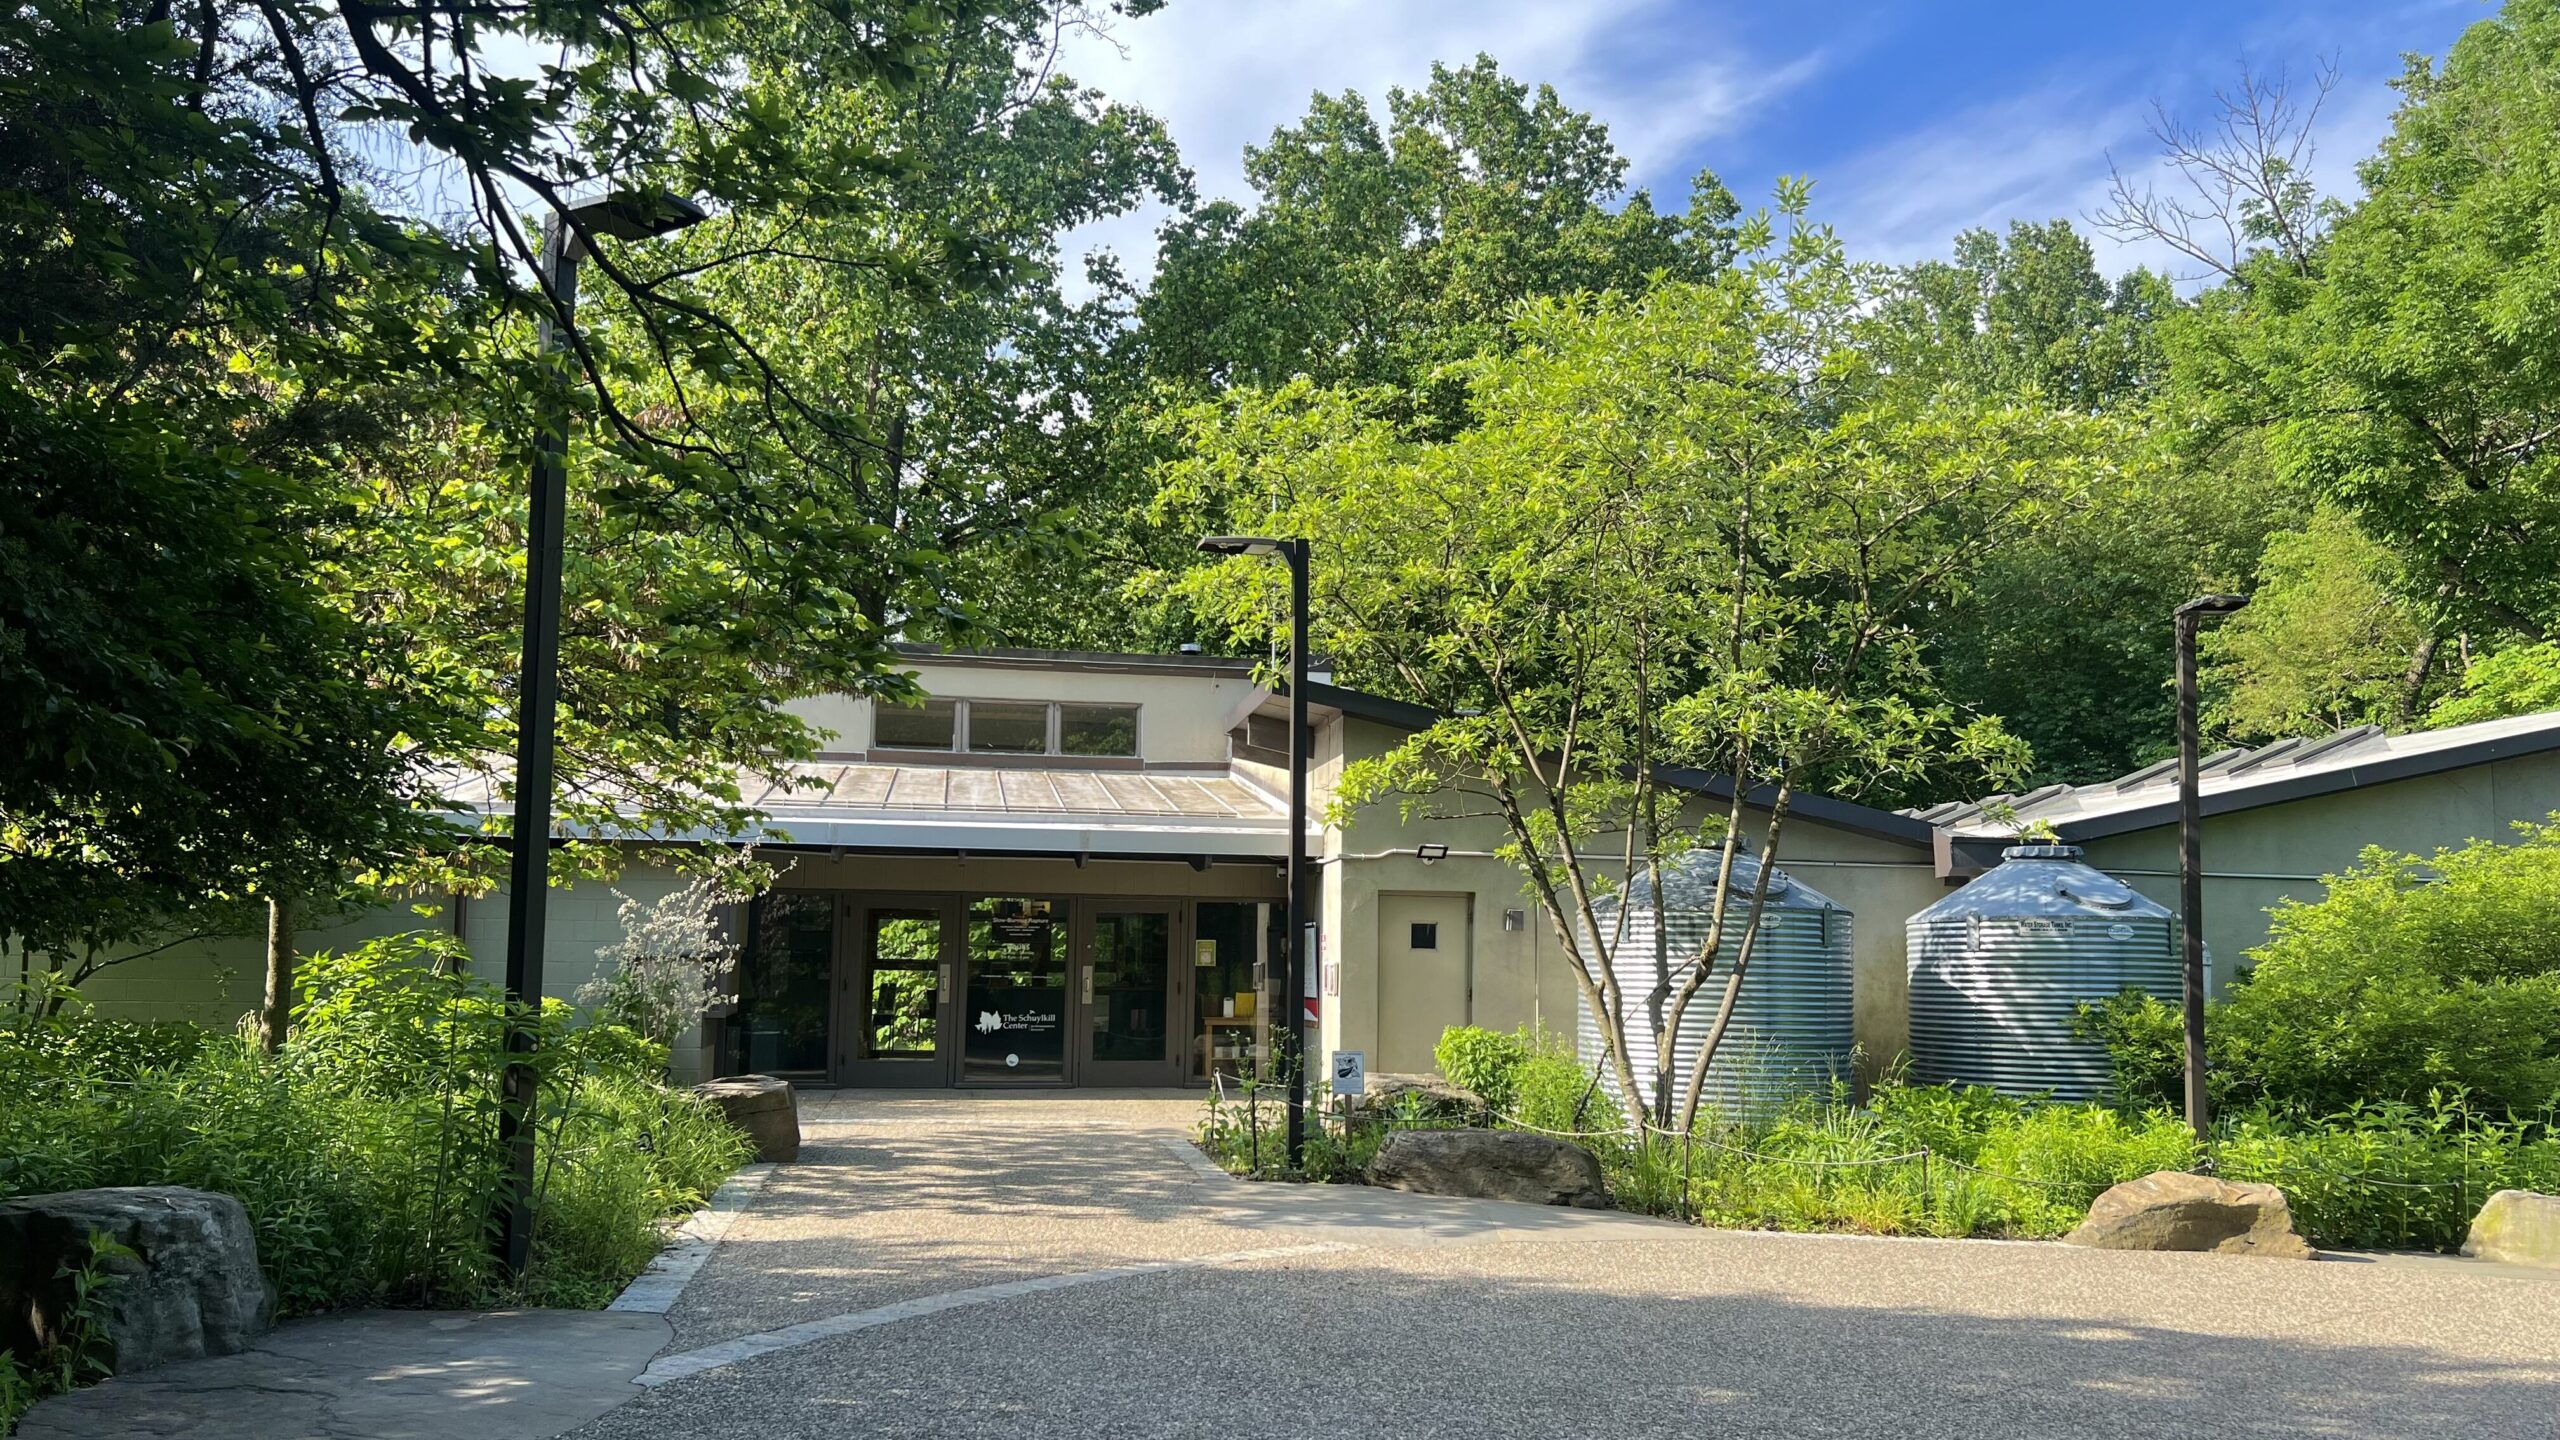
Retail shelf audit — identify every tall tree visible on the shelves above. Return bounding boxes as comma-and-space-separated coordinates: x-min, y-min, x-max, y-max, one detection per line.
1167, 196, 2098, 1131
1142, 54, 1738, 412
1, 0, 1079, 969
2116, 16, 2560, 736
1005, 53, 1744, 651
1869, 219, 2283, 783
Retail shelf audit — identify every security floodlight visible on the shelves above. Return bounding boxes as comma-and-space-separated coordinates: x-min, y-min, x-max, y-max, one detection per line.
1416, 843, 1449, 863
1197, 534, 1294, 557
561, 190, 709, 251
2175, 594, 2251, 619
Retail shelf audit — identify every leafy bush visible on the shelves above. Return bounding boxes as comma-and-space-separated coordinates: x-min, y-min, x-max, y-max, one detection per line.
0, 934, 747, 1317
2214, 1099, 2560, 1251
2218, 827, 2560, 1114
1513, 1051, 1608, 1134
1430, 1025, 1599, 1132
1197, 1064, 2543, 1252
1432, 1025, 1530, 1111
2082, 824, 2560, 1117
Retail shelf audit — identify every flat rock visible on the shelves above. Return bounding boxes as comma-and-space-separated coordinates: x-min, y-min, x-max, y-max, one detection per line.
2462, 1189, 2560, 1269
0, 1186, 275, 1373
2064, 1170, 2316, 1259
1366, 1128, 1608, 1208
1355, 1073, 1484, 1121
696, 1074, 800, 1162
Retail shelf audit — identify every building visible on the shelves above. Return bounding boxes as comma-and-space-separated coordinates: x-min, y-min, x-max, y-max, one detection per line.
49, 647, 1944, 1089
1910, 710, 2560, 983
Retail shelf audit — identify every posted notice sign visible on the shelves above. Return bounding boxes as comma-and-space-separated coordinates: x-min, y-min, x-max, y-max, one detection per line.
1330, 1049, 1366, 1097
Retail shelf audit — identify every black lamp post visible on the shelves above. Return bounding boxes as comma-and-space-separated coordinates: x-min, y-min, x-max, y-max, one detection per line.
2173, 593, 2248, 1148
1197, 534, 1310, 1172
498, 190, 708, 1276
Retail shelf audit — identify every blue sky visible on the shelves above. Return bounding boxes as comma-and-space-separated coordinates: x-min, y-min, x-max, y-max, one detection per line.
1055, 0, 2491, 287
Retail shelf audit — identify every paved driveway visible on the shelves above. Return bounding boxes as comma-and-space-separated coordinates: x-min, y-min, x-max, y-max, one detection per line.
568, 1090, 2560, 1440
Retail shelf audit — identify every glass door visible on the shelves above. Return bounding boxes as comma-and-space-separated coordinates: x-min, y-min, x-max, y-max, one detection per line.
1080, 905, 1184, 1087
962, 897, 1069, 1083
842, 900, 956, 1086
730, 891, 837, 1080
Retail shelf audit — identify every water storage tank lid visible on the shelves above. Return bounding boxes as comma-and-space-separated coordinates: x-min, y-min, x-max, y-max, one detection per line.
1592, 849, 1843, 913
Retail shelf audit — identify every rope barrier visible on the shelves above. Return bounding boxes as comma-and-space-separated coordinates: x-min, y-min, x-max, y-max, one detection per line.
1198, 1084, 2517, 1201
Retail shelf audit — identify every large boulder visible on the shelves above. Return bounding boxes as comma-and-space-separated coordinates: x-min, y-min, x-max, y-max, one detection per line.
694, 1074, 800, 1162
0, 1186, 275, 1373
1367, 1129, 1608, 1208
2462, 1189, 2560, 1268
1355, 1073, 1484, 1122
2064, 1170, 2316, 1259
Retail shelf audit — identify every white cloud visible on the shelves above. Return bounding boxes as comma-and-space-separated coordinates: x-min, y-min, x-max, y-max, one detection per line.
1050, 0, 1827, 295
1805, 11, 2439, 282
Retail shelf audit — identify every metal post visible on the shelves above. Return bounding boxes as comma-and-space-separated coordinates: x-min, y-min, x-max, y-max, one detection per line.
2174, 594, 2247, 1150
1284, 539, 1310, 1172
497, 221, 580, 1275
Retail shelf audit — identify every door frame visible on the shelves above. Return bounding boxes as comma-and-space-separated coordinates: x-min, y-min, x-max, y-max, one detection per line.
1072, 899, 1191, 1088
835, 894, 961, 1088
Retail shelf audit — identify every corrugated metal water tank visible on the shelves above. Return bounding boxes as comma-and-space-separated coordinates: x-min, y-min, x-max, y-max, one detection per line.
1575, 851, 1854, 1119
1906, 843, 2179, 1099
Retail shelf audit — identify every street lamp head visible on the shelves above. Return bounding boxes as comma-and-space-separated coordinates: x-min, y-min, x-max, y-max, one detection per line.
2176, 593, 2251, 619
563, 190, 709, 245
1197, 534, 1286, 558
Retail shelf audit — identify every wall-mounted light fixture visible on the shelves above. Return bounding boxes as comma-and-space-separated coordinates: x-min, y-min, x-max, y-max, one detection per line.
1416, 842, 1449, 863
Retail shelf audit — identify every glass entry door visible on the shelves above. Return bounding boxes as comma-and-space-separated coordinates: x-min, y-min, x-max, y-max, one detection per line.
962, 897, 1070, 1083
1079, 905, 1184, 1087
842, 900, 956, 1086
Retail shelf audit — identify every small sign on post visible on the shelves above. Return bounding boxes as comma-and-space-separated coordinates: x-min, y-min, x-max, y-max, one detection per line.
1330, 1049, 1365, 1097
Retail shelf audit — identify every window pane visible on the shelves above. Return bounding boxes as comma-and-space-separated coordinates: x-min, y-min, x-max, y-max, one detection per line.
734, 892, 833, 1075
967, 701, 1048, 754
1059, 704, 1139, 757
863, 912, 941, 1060
876, 698, 956, 750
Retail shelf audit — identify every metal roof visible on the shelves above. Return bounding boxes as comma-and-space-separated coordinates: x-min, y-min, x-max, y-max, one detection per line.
1916, 708, 2560, 844
445, 759, 1298, 860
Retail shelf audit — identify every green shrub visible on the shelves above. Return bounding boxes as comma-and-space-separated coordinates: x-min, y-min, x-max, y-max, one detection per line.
0, 934, 748, 1318
2082, 823, 2560, 1117
2212, 824, 2560, 1116
1432, 1025, 1530, 1111
2214, 1099, 2560, 1251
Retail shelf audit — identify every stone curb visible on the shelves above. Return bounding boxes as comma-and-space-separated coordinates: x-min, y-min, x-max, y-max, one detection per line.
608, 1163, 776, 1315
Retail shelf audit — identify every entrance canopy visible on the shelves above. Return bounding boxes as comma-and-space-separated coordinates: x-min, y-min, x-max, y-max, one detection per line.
737, 760, 1297, 861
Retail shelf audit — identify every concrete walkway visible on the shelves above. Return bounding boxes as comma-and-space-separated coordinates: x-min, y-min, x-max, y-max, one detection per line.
26, 1089, 2560, 1439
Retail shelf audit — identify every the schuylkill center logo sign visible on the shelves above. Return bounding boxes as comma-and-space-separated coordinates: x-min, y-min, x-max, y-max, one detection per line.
976, 1010, 1057, 1034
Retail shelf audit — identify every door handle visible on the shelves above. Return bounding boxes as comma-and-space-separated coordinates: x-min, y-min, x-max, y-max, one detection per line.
939, 963, 953, 1004
1082, 965, 1094, 1005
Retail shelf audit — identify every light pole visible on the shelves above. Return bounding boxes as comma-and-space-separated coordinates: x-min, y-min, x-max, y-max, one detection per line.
1197, 535, 1310, 1172
498, 190, 708, 1276
2173, 593, 2248, 1149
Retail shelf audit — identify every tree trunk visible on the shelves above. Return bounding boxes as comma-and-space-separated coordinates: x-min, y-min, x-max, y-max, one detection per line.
261, 895, 293, 1052
2393, 633, 2442, 725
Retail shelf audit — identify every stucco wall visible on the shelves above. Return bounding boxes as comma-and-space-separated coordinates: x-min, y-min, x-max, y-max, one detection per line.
2074, 748, 2560, 985
787, 660, 1266, 765
1312, 716, 1939, 1088
18, 863, 719, 1082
